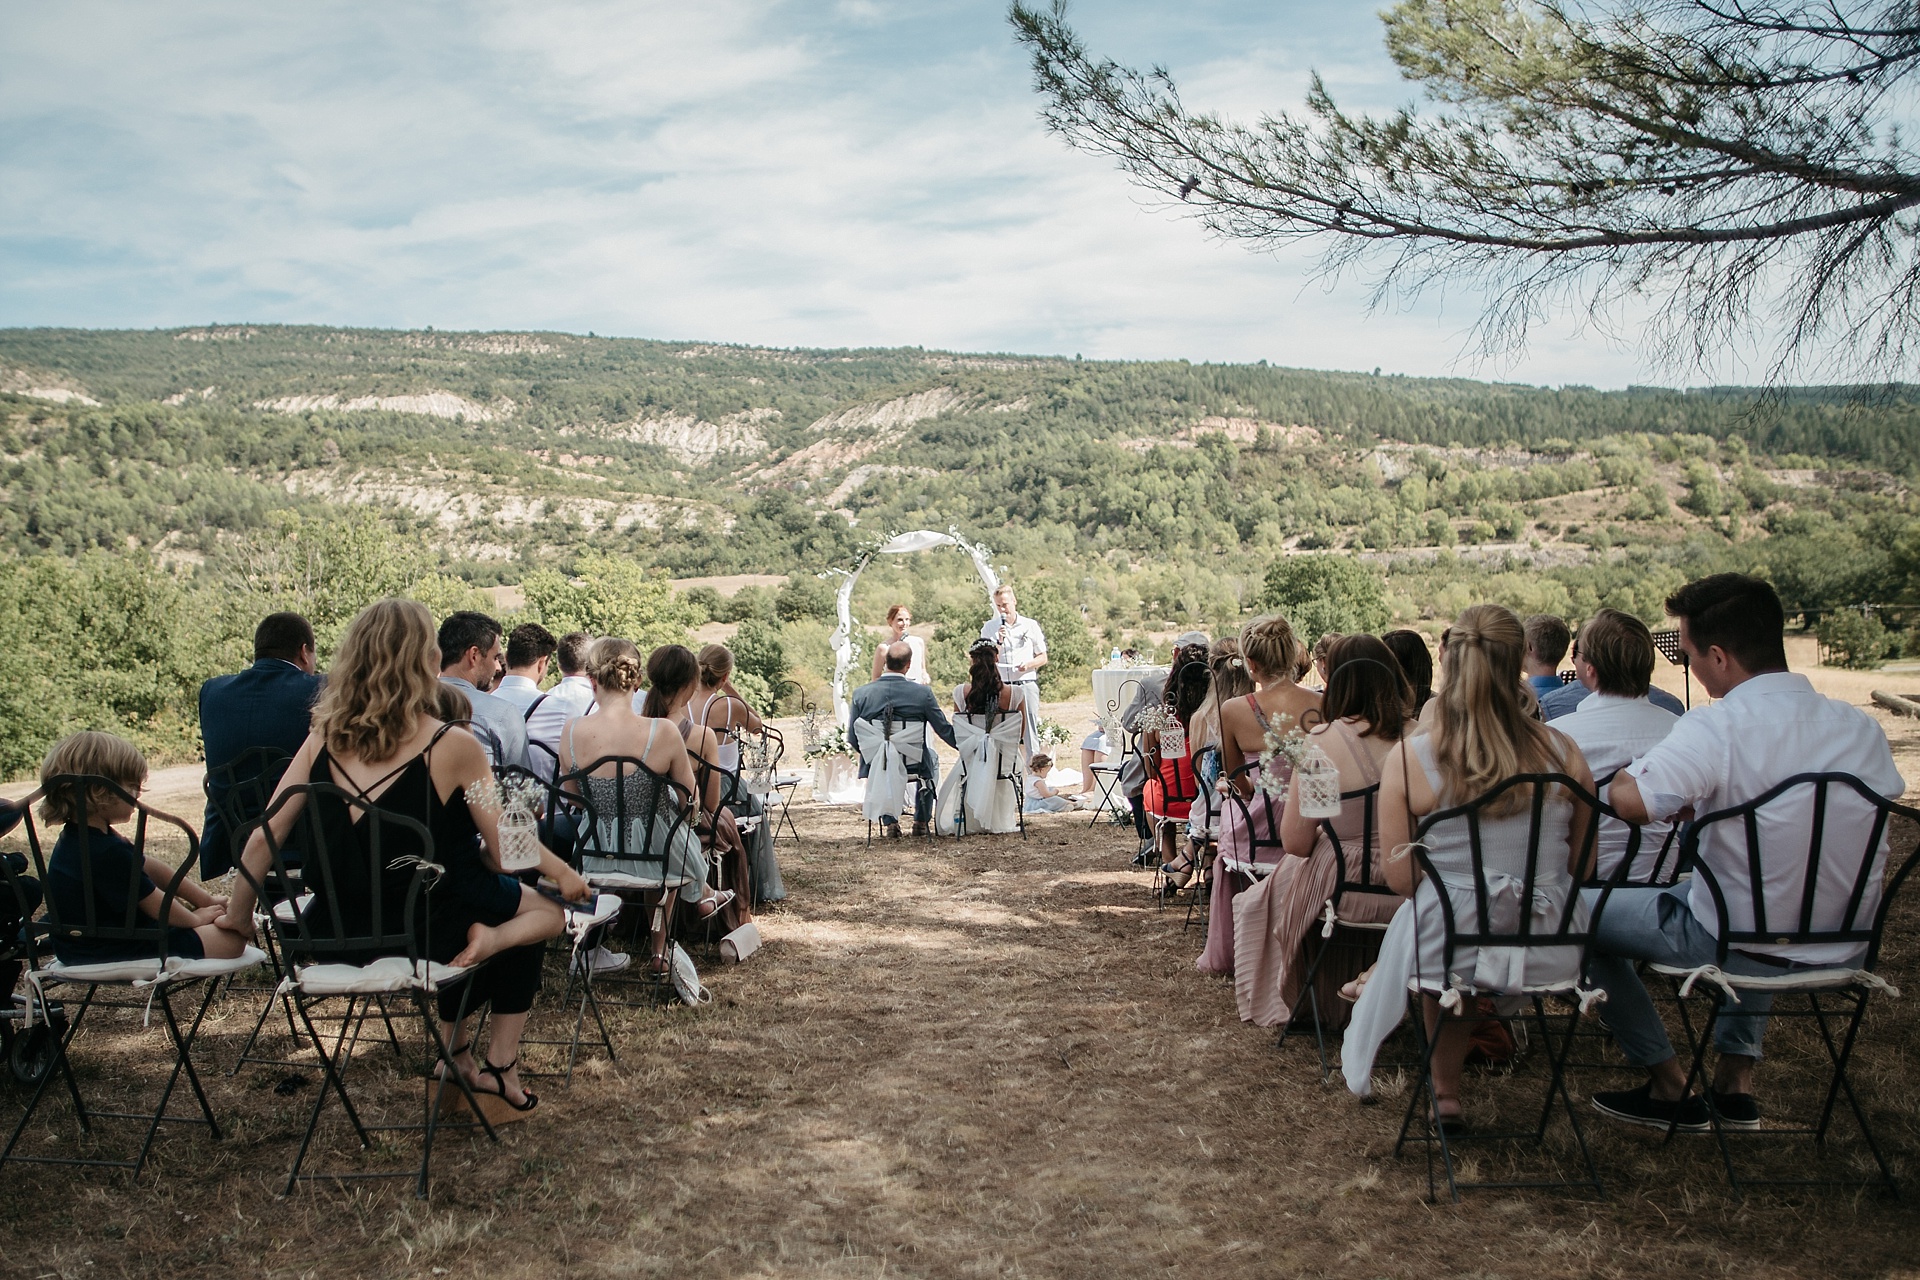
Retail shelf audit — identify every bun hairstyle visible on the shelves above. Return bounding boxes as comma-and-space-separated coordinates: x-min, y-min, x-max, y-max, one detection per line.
643, 644, 700, 718
1239, 614, 1303, 684
696, 644, 735, 688
1431, 603, 1563, 815
586, 636, 644, 694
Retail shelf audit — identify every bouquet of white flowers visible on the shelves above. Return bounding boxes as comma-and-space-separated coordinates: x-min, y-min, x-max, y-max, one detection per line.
1036, 718, 1073, 748
1254, 715, 1309, 799
804, 726, 855, 761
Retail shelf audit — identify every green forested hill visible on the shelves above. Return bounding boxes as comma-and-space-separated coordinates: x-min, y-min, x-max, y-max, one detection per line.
3, 323, 1919, 772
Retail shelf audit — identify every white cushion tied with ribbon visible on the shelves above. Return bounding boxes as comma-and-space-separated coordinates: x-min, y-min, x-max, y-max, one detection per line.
936, 714, 1024, 835
853, 718, 927, 823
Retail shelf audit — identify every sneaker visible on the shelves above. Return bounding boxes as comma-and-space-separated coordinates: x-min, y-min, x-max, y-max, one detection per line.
1709, 1090, 1762, 1130
1592, 1082, 1710, 1132
579, 944, 631, 976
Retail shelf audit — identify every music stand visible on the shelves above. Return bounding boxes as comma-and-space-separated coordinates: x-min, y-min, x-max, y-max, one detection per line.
1651, 629, 1691, 708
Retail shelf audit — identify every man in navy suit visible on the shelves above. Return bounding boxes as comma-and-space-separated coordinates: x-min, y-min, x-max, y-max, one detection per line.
198, 612, 326, 877
849, 643, 957, 836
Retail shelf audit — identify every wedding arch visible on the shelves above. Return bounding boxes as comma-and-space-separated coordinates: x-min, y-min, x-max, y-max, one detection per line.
827, 528, 1000, 725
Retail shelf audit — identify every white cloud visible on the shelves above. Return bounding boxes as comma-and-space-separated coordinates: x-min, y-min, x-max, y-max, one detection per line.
0, 1, 1690, 387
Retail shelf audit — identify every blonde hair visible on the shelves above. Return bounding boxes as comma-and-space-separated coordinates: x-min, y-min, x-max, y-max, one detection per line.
38, 731, 148, 826
696, 644, 734, 688
586, 636, 644, 693
1430, 603, 1563, 815
1239, 614, 1303, 683
310, 598, 440, 763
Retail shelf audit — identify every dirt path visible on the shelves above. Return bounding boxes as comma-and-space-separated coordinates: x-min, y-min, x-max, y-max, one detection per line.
3, 805, 1919, 1278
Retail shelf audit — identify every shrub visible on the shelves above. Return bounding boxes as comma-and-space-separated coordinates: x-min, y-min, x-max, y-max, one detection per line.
1816, 609, 1896, 670
1257, 554, 1390, 642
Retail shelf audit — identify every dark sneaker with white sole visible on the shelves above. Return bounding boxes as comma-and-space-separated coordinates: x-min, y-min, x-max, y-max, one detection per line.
1709, 1090, 1762, 1129
1592, 1083, 1711, 1132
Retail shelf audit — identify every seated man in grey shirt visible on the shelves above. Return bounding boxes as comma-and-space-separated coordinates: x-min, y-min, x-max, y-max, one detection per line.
1553, 609, 1678, 881
437, 610, 529, 771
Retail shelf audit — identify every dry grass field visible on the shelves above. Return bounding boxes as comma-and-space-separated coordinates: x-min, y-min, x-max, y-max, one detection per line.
2, 792, 1920, 1280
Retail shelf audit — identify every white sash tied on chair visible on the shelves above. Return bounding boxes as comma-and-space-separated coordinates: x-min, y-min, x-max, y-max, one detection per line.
1418, 870, 1584, 1003
854, 718, 925, 823
937, 714, 1023, 834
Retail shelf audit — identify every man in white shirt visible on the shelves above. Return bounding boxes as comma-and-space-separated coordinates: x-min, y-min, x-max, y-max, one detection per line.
980, 585, 1047, 761
525, 631, 597, 778
491, 623, 556, 716
1588, 575, 1904, 1133
437, 611, 528, 771
1554, 609, 1679, 881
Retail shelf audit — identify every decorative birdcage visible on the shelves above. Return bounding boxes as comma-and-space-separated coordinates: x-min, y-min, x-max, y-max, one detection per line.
466, 774, 545, 872
741, 733, 775, 796
1294, 744, 1344, 819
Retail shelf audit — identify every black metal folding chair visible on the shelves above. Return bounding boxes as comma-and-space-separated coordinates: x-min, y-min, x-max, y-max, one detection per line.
202, 746, 323, 1078
1085, 679, 1141, 828
757, 726, 805, 845
1142, 736, 1200, 898
556, 753, 704, 1015
1168, 748, 1225, 928
1648, 772, 1920, 1198
1278, 781, 1393, 1079
1390, 772, 1613, 1203
0, 777, 266, 1180
239, 780, 497, 1197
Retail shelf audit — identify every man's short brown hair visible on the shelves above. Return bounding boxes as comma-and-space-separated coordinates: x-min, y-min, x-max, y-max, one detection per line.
556, 631, 594, 675
1523, 614, 1572, 667
1579, 608, 1655, 698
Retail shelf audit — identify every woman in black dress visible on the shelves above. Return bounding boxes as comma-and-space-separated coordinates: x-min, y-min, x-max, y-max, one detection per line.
224, 598, 590, 1119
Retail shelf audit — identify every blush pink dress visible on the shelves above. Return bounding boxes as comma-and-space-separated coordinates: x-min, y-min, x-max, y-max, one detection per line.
1230, 720, 1400, 1023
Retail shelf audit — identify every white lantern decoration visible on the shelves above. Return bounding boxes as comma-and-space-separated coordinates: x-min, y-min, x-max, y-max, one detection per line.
1295, 744, 1344, 819
1159, 722, 1187, 760
497, 807, 542, 872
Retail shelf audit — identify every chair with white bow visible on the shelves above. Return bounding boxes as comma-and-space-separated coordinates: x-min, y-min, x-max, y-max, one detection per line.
0, 778, 266, 1183
936, 706, 1026, 838
1650, 773, 1920, 1199
1392, 772, 1614, 1203
853, 710, 931, 847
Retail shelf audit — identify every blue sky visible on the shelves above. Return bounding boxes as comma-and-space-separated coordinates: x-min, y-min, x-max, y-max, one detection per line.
0, 1, 1683, 386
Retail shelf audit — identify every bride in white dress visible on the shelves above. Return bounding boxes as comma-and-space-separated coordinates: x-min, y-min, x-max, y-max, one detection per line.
871, 603, 930, 686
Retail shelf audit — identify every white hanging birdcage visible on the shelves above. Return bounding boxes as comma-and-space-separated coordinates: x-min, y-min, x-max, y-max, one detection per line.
741, 734, 775, 796
496, 807, 542, 872
1159, 722, 1187, 760
1295, 744, 1343, 819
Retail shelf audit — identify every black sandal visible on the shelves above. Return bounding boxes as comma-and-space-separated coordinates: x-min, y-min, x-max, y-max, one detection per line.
472, 1058, 538, 1113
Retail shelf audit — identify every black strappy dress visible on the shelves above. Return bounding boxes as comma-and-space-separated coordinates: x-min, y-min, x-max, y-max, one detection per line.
307, 733, 541, 1018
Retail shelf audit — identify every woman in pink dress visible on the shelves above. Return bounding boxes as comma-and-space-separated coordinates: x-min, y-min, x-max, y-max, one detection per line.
1232, 634, 1413, 1025
1197, 615, 1321, 976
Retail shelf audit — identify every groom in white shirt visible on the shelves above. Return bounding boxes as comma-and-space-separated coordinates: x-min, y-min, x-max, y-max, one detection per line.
1587, 575, 1903, 1134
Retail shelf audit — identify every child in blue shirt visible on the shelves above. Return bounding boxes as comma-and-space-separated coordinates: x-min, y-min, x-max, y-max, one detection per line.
39, 731, 247, 965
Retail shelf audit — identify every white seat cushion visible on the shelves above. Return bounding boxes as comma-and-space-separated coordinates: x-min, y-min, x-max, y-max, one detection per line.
38, 957, 163, 985
586, 871, 699, 892
563, 892, 623, 942
269, 893, 316, 926
293, 956, 473, 996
